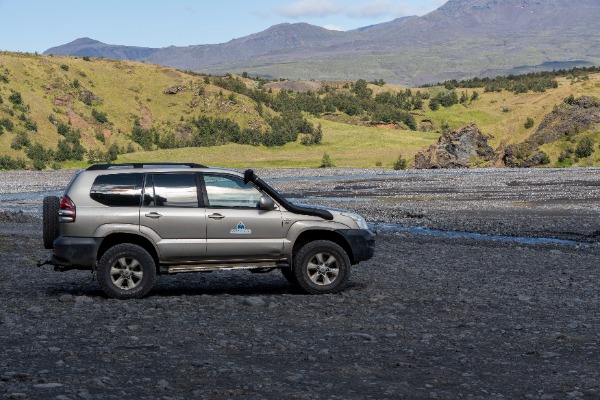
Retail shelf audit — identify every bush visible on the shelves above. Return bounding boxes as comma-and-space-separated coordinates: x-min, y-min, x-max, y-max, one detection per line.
60, 64, 69, 71
8, 91, 22, 105
92, 108, 109, 123
11, 132, 30, 150
0, 156, 26, 170
0, 118, 15, 132
575, 137, 595, 158
320, 152, 335, 168
524, 117, 535, 129
393, 154, 408, 170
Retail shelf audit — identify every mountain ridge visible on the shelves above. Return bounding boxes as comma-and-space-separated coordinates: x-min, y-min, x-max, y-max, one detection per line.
44, 0, 600, 85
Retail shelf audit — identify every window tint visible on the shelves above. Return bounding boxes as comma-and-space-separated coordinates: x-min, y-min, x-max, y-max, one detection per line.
204, 174, 262, 208
90, 173, 143, 207
144, 173, 198, 208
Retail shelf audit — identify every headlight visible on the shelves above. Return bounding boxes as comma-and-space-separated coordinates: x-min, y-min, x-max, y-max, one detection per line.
341, 212, 369, 230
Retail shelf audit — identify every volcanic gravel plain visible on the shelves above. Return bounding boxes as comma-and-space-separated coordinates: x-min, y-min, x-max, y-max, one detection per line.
1, 167, 599, 399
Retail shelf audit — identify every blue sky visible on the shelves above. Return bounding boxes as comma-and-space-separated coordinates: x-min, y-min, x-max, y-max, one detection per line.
0, 0, 446, 53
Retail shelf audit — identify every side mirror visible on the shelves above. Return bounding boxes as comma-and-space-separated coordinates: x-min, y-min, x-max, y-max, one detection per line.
259, 196, 276, 210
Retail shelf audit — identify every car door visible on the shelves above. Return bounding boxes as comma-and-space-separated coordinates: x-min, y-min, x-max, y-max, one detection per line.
139, 173, 207, 261
202, 173, 284, 261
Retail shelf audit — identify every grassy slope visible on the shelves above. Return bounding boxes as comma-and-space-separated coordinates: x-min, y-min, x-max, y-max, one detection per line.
1, 52, 600, 169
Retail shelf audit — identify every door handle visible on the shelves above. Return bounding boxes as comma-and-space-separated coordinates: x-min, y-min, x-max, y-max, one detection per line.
145, 212, 162, 219
208, 213, 225, 220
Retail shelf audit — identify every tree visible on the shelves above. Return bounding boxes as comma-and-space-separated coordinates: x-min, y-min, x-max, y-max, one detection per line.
352, 79, 372, 100
320, 152, 335, 168
8, 91, 22, 105
575, 137, 595, 158
393, 154, 408, 170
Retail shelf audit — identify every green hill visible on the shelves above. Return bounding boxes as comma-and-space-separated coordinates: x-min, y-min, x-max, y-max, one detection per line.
1, 52, 600, 170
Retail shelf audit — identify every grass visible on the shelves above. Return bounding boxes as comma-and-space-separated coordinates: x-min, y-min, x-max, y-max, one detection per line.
118, 118, 440, 168
2, 52, 600, 169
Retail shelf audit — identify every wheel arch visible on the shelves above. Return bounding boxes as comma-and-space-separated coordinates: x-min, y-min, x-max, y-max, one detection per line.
96, 233, 159, 270
292, 230, 354, 265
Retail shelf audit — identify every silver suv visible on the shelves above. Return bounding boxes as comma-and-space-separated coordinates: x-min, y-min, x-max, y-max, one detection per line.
42, 163, 375, 299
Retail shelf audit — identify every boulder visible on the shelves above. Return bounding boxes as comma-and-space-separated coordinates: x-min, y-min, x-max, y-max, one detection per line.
414, 124, 495, 169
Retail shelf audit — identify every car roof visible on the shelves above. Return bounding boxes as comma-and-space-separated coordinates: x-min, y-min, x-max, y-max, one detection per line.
86, 162, 207, 170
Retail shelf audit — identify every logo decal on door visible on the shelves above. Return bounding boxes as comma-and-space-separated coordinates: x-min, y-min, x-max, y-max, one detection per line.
230, 221, 252, 235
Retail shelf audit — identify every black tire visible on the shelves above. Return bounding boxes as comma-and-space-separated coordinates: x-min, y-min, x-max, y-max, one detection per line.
97, 244, 156, 299
293, 240, 351, 294
280, 266, 299, 285
42, 196, 60, 249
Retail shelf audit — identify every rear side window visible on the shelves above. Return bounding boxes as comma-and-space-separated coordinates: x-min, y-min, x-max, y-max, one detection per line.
143, 173, 198, 208
90, 173, 144, 207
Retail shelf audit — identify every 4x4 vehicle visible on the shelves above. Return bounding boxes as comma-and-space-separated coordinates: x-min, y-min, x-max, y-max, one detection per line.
42, 163, 375, 299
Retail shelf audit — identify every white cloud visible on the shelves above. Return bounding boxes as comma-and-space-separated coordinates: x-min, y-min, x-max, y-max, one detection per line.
347, 0, 394, 18
276, 0, 342, 18
322, 24, 346, 31
275, 0, 445, 20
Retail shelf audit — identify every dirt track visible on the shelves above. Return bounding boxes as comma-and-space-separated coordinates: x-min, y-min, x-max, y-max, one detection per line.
1, 168, 599, 399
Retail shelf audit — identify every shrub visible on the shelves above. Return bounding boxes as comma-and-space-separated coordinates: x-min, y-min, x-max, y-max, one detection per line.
8, 91, 22, 105
393, 154, 408, 170
575, 137, 595, 158
320, 152, 335, 168
0, 118, 15, 132
60, 64, 69, 71
83, 56, 91, 61
524, 117, 535, 129
11, 132, 30, 150
0, 156, 26, 170
91, 108, 109, 123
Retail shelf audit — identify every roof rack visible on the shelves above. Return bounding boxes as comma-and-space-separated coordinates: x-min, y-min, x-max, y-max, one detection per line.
86, 163, 208, 170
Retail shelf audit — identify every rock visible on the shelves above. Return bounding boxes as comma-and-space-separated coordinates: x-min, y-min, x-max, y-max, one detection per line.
414, 124, 495, 169
33, 383, 63, 388
58, 294, 73, 303
243, 297, 266, 307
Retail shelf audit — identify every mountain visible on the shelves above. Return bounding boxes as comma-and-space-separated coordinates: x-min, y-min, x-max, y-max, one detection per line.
44, 0, 600, 85
46, 37, 158, 60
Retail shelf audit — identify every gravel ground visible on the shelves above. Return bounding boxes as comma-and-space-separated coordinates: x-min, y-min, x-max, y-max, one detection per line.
1, 168, 600, 399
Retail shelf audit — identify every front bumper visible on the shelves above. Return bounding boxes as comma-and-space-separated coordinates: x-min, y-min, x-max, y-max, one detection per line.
51, 236, 101, 270
339, 229, 376, 264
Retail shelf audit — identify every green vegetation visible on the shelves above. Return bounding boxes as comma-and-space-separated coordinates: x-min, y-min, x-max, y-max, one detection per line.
1, 52, 600, 170
320, 152, 334, 168
524, 117, 535, 129
432, 67, 600, 94
392, 154, 408, 170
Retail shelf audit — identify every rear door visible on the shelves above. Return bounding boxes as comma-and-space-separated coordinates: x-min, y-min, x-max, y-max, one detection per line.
202, 173, 284, 261
140, 173, 207, 261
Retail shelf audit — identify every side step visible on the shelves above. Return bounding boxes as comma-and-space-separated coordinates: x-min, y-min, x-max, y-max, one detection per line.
162, 262, 285, 274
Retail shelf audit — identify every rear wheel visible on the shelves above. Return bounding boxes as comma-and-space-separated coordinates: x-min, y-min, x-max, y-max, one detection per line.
42, 196, 60, 249
293, 240, 350, 294
97, 244, 156, 299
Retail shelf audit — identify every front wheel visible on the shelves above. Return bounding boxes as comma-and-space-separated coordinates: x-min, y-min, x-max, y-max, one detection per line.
97, 244, 156, 299
293, 240, 350, 294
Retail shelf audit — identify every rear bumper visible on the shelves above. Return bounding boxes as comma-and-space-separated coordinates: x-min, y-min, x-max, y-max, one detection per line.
339, 229, 376, 264
51, 236, 101, 270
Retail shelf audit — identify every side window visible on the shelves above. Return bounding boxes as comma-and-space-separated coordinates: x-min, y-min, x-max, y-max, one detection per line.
144, 173, 198, 208
90, 173, 143, 207
204, 174, 263, 208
